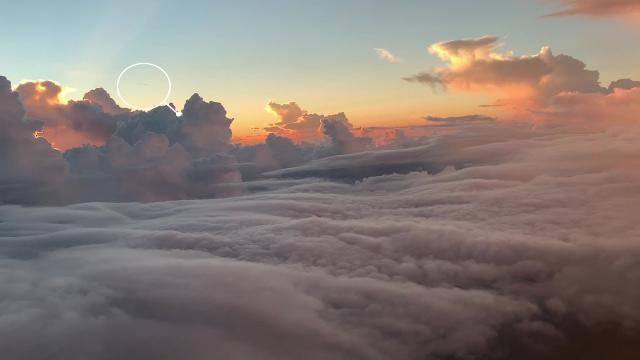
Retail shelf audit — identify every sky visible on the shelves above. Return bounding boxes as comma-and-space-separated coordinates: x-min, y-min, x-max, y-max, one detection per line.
3, 1, 640, 359
2, 0, 639, 138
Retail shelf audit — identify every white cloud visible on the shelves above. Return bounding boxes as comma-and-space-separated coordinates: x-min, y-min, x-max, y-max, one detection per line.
374, 48, 402, 64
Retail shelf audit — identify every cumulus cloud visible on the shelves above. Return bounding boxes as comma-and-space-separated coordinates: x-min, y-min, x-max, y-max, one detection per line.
406, 36, 606, 107
265, 102, 356, 143
374, 48, 402, 63
546, 0, 640, 16
16, 81, 120, 149
321, 117, 373, 154
60, 93, 241, 203
83, 87, 129, 115
265, 133, 306, 168
0, 76, 68, 204
2, 117, 640, 359
0, 76, 242, 204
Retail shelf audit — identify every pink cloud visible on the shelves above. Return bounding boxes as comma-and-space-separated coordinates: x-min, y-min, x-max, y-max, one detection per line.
546, 0, 640, 17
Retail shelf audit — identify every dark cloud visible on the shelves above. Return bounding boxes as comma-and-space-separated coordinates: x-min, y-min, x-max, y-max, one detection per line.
608, 78, 640, 92
265, 133, 306, 168
0, 77, 68, 204
321, 117, 373, 155
403, 72, 445, 89
60, 93, 242, 203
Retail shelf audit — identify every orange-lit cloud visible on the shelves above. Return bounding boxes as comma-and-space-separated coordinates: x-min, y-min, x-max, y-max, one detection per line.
406, 36, 606, 107
16, 80, 120, 150
546, 0, 640, 16
264, 101, 353, 143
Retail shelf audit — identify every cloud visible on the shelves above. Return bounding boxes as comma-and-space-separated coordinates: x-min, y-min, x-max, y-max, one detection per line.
61, 93, 242, 203
321, 117, 373, 154
1, 76, 242, 204
265, 101, 359, 144
15, 81, 120, 149
374, 48, 402, 63
406, 36, 606, 107
2, 117, 640, 358
264, 102, 328, 142
536, 86, 640, 128
0, 76, 68, 204
177, 93, 235, 156
545, 0, 640, 16
83, 88, 129, 115
266, 119, 535, 181
265, 133, 306, 168
426, 114, 496, 126
608, 78, 640, 92
403, 72, 446, 90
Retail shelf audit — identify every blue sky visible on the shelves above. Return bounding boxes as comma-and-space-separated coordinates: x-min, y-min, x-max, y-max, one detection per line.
2, 0, 639, 135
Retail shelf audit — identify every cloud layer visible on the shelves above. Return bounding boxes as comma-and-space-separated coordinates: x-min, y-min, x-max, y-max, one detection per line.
2, 118, 640, 359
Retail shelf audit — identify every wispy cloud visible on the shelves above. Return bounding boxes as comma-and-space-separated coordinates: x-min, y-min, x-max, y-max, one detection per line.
544, 0, 640, 17
374, 48, 402, 64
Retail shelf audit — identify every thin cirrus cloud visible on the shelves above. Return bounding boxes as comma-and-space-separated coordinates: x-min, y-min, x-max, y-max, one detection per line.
545, 0, 640, 16
374, 48, 402, 63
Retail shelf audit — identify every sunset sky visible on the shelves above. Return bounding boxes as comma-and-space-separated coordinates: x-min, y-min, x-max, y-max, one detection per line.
3, 1, 640, 359
2, 0, 639, 138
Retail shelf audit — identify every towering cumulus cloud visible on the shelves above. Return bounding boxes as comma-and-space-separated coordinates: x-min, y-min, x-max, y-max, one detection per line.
546, 0, 640, 16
